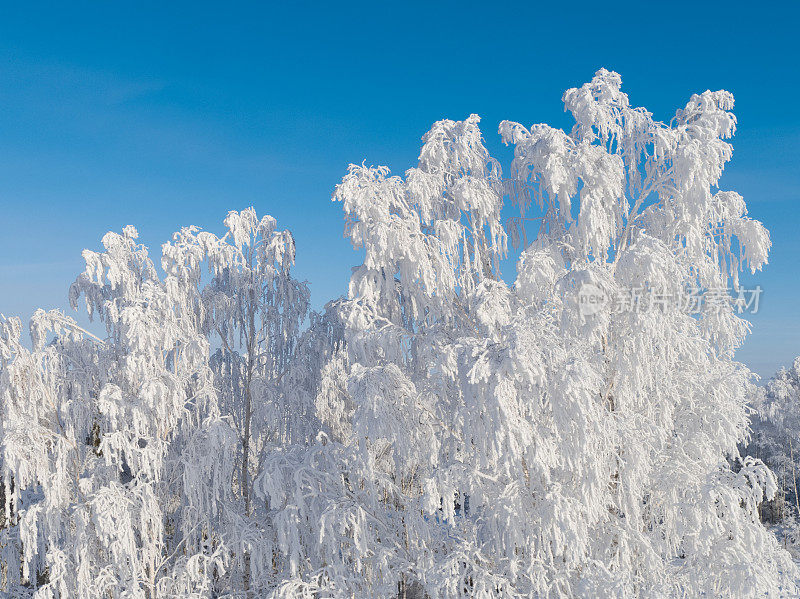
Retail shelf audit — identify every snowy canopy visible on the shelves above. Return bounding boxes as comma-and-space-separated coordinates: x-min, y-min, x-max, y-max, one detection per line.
0, 70, 792, 598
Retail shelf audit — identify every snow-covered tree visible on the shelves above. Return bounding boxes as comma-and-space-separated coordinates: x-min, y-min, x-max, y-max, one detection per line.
0, 211, 334, 598
1, 225, 237, 598
302, 70, 797, 597
163, 209, 316, 596
745, 358, 800, 533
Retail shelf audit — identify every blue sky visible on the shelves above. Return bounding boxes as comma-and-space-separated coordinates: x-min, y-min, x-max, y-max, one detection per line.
0, 1, 797, 378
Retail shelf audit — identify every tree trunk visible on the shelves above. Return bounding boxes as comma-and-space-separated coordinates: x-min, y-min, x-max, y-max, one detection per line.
242, 292, 256, 597
790, 437, 800, 517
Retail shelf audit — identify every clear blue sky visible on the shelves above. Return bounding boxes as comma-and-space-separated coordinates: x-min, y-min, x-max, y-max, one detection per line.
0, 1, 797, 378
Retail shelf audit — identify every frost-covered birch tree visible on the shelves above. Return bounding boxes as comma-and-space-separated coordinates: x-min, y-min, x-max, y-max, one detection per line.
0, 225, 237, 598
307, 70, 797, 597
164, 209, 316, 596
744, 358, 800, 538
0, 211, 331, 598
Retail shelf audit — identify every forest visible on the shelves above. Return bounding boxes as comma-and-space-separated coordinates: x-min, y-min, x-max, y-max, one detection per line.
1, 69, 798, 598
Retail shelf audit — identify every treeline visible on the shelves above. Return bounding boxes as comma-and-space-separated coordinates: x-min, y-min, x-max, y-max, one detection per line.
0, 70, 796, 598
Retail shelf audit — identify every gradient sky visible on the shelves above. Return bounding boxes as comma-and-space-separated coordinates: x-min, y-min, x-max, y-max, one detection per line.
0, 1, 797, 379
